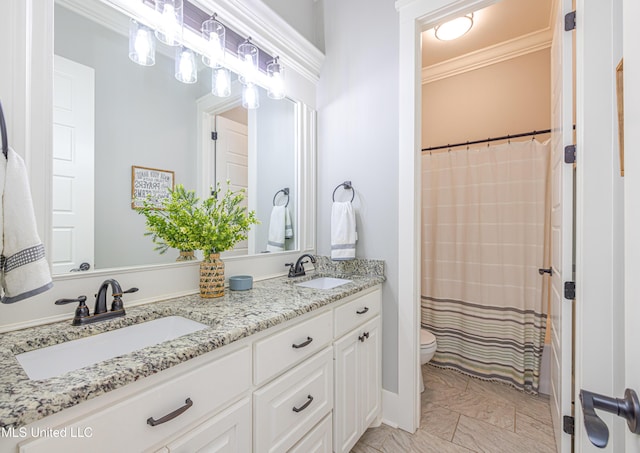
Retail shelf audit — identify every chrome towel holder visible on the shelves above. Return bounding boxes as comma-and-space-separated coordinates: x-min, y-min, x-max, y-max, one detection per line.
273, 187, 290, 207
332, 181, 355, 202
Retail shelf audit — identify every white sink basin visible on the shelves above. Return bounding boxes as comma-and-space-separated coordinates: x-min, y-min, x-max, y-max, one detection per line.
16, 316, 209, 380
295, 277, 352, 290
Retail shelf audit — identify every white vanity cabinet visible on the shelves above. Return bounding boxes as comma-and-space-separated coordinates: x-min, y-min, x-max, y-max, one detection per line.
7, 285, 382, 453
333, 292, 382, 453
17, 346, 252, 453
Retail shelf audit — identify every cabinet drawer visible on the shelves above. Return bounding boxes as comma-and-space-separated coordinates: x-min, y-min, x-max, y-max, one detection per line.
19, 347, 251, 453
165, 397, 251, 453
334, 289, 381, 338
253, 347, 333, 453
254, 310, 332, 386
288, 414, 332, 453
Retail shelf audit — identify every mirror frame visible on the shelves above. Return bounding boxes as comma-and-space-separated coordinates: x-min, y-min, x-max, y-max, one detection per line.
0, 0, 323, 331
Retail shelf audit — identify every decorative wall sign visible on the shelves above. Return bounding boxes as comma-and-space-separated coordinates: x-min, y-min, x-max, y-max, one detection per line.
131, 166, 175, 209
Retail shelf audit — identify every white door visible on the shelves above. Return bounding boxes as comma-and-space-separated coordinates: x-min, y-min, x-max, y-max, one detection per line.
624, 1, 640, 451
52, 55, 94, 274
212, 115, 248, 256
550, 0, 574, 452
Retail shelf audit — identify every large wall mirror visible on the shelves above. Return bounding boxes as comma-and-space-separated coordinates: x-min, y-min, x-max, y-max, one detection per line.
52, 0, 303, 275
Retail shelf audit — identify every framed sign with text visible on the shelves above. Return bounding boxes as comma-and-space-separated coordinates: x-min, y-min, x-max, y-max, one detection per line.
131, 165, 175, 209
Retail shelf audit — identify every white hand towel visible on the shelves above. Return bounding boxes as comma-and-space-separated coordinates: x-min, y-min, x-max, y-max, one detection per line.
266, 205, 286, 252
331, 201, 356, 260
284, 207, 294, 239
1, 148, 53, 303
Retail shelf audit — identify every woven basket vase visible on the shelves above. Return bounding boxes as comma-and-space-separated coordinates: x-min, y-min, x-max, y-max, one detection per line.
199, 253, 225, 298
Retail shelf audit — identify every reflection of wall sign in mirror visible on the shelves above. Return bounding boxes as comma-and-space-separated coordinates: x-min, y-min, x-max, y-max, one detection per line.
131, 166, 175, 209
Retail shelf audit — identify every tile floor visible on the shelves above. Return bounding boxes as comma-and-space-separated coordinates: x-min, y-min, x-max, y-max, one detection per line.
351, 364, 557, 453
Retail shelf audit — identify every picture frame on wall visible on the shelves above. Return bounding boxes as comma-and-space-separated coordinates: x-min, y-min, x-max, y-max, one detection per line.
131, 165, 175, 209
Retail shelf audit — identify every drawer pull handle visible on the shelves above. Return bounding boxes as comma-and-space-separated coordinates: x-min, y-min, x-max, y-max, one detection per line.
356, 307, 369, 315
292, 395, 314, 413
147, 398, 193, 427
359, 331, 370, 342
292, 336, 313, 349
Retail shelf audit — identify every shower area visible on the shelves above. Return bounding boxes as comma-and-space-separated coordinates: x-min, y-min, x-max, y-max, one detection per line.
420, 0, 553, 394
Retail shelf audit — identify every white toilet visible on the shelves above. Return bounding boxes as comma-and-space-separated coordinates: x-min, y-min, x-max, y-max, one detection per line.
420, 328, 437, 392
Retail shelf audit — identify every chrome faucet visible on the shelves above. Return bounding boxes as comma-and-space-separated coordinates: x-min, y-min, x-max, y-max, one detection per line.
55, 279, 138, 326
285, 254, 317, 278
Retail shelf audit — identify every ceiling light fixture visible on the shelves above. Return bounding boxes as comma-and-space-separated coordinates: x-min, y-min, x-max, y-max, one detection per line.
434, 13, 473, 41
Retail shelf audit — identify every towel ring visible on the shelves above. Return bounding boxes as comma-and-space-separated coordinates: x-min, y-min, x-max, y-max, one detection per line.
332, 181, 355, 202
0, 100, 8, 159
273, 187, 290, 207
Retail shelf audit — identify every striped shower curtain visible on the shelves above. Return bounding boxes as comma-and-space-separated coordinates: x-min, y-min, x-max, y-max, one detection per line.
421, 139, 551, 393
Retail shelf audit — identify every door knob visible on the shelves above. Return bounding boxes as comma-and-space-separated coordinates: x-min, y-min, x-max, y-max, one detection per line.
579, 388, 640, 448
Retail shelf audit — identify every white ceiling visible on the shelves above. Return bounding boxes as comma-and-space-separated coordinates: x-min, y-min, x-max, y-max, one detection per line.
422, 0, 554, 68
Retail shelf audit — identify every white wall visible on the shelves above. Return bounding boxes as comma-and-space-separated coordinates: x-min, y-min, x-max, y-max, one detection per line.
260, 0, 325, 52
318, 0, 399, 392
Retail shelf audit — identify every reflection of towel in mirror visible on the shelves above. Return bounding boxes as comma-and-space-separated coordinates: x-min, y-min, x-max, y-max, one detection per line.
1, 148, 53, 303
331, 202, 356, 260
266, 205, 293, 252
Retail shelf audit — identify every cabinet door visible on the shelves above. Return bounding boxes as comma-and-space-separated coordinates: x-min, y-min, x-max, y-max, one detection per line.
333, 330, 360, 453
358, 316, 381, 432
166, 398, 251, 453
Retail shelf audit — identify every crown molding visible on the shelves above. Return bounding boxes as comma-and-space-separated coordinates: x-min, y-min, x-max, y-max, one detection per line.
422, 26, 552, 84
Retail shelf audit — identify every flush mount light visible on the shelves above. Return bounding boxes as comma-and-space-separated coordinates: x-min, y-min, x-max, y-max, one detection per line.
434, 13, 473, 41
128, 19, 155, 66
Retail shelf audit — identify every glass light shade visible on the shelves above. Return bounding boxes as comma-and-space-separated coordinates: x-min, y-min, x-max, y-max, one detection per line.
242, 83, 259, 109
211, 67, 231, 97
155, 0, 183, 46
128, 20, 155, 66
434, 13, 473, 41
202, 18, 226, 68
238, 41, 259, 85
267, 59, 285, 100
175, 47, 197, 83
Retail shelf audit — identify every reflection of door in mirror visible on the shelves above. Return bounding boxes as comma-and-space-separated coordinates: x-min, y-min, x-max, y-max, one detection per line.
52, 55, 95, 274
213, 110, 249, 257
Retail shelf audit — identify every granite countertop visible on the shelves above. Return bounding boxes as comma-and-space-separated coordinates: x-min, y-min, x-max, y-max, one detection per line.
0, 257, 384, 429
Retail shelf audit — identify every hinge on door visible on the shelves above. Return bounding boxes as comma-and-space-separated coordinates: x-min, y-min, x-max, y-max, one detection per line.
211, 131, 218, 140
565, 11, 576, 31
563, 415, 575, 435
564, 281, 576, 300
564, 145, 576, 164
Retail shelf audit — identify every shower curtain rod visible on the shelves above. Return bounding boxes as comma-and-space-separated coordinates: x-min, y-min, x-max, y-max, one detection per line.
421, 128, 552, 152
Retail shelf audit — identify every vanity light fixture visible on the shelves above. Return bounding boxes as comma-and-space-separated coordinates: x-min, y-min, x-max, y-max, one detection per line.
434, 13, 474, 41
201, 14, 225, 68
242, 83, 260, 109
175, 46, 197, 83
155, 0, 183, 46
267, 57, 285, 100
128, 19, 155, 66
211, 66, 231, 97
238, 38, 259, 86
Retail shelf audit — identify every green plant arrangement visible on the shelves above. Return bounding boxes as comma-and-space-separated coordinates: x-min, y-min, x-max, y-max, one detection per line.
137, 182, 259, 298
